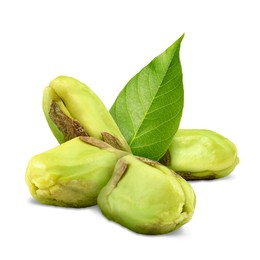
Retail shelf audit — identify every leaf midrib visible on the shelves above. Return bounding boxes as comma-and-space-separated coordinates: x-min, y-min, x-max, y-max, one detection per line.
130, 104, 183, 145
129, 48, 179, 146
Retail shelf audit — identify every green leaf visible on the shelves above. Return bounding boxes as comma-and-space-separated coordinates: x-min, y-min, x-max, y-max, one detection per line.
110, 34, 184, 161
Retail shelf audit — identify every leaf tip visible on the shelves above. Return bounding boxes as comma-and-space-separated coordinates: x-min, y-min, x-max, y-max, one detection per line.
178, 33, 185, 42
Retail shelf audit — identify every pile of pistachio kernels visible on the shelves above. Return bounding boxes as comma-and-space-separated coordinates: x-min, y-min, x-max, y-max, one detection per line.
25, 76, 239, 235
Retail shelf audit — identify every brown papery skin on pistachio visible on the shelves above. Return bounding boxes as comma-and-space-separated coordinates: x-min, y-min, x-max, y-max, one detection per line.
49, 101, 88, 141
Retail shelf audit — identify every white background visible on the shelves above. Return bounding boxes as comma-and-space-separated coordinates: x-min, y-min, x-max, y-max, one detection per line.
1, 0, 259, 259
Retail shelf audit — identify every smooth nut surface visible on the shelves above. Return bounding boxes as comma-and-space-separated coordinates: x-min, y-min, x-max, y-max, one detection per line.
98, 155, 196, 235
42, 75, 131, 152
160, 129, 239, 180
25, 137, 127, 207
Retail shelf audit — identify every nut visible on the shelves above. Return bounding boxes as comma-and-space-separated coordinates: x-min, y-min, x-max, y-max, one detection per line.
42, 75, 131, 152
25, 137, 127, 207
160, 129, 239, 180
97, 155, 196, 234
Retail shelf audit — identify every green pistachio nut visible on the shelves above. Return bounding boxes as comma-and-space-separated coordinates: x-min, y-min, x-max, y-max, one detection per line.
25, 136, 127, 207
97, 155, 196, 235
42, 75, 131, 152
160, 129, 239, 180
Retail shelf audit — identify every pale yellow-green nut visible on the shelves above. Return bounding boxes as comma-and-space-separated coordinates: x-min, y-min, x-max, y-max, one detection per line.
42, 75, 131, 152
160, 129, 239, 180
97, 155, 196, 235
25, 137, 127, 207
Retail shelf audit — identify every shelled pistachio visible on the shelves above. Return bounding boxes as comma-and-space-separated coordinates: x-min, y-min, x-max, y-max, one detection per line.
42, 75, 131, 152
98, 155, 196, 235
160, 129, 239, 180
25, 137, 128, 207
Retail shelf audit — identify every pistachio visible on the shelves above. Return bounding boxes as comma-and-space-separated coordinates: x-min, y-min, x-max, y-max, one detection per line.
42, 76, 131, 152
25, 137, 127, 207
97, 155, 196, 235
160, 129, 239, 180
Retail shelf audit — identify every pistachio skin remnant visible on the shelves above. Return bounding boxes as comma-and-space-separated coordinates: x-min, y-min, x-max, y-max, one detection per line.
97, 155, 196, 235
25, 137, 127, 207
42, 76, 131, 152
160, 129, 239, 180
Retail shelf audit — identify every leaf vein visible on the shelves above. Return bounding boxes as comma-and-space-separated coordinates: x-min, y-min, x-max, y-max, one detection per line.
129, 53, 179, 146
131, 106, 183, 141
